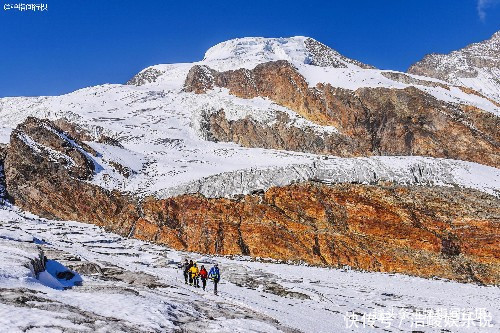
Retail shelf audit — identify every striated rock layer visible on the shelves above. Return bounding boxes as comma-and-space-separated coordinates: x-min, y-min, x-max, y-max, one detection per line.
137, 183, 500, 285
4, 117, 139, 235
4, 118, 499, 285
185, 61, 500, 168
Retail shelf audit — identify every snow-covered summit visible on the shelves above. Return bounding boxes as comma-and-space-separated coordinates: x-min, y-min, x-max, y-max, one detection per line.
408, 30, 500, 102
125, 35, 499, 117
202, 36, 374, 71
126, 36, 376, 88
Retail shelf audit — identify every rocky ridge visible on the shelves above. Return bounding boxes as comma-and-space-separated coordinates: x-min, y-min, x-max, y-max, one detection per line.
185, 60, 500, 167
408, 31, 500, 102
136, 183, 500, 284
4, 117, 139, 235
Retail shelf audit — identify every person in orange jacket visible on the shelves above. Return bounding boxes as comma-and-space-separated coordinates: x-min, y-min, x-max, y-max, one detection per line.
189, 262, 200, 287
199, 265, 208, 290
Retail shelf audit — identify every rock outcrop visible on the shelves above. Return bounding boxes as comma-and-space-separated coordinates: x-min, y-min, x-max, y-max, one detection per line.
200, 109, 361, 157
136, 183, 500, 284
303, 38, 375, 69
4, 117, 139, 235
0, 143, 7, 202
408, 31, 500, 103
126, 68, 165, 86
184, 61, 500, 168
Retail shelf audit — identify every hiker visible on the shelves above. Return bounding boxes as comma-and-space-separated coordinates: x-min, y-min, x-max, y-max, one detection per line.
190, 262, 200, 287
186, 260, 194, 285
199, 265, 208, 291
208, 263, 220, 295
182, 259, 190, 284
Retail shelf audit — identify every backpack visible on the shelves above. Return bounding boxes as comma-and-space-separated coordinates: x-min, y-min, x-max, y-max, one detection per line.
209, 267, 220, 280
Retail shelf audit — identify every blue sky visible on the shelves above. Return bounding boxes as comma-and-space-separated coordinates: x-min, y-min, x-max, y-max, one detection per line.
1, 0, 499, 97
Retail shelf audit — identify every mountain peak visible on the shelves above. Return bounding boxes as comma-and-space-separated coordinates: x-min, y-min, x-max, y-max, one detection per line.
408, 30, 500, 102
202, 36, 374, 71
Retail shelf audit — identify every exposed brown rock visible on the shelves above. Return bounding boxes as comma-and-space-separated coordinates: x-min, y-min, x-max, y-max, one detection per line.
184, 65, 216, 94
4, 117, 139, 235
0, 144, 7, 202
185, 61, 500, 167
53, 119, 95, 142
202, 110, 362, 156
0, 143, 8, 160
138, 183, 500, 284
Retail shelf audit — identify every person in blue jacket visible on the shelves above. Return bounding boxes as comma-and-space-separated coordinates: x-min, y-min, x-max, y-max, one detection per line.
208, 263, 220, 295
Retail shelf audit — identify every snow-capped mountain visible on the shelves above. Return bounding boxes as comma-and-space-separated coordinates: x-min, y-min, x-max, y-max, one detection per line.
128, 36, 499, 115
0, 33, 499, 330
408, 31, 500, 103
0, 33, 499, 332
128, 36, 375, 88
202, 36, 375, 70
0, 37, 497, 199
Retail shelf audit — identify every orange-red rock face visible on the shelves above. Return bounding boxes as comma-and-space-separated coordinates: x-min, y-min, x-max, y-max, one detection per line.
137, 183, 500, 285
185, 61, 500, 167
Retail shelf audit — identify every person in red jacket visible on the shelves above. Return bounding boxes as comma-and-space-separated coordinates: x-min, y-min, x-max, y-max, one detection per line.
199, 265, 208, 291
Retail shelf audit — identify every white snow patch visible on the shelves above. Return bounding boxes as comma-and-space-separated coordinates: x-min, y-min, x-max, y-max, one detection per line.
0, 206, 498, 332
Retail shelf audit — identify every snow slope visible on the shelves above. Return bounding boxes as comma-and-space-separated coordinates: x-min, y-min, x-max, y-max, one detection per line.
1, 37, 498, 199
1, 83, 498, 198
408, 31, 500, 103
1, 205, 498, 332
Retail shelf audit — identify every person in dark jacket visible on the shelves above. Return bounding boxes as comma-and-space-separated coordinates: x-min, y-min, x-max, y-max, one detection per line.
183, 259, 193, 285
181, 259, 189, 284
199, 265, 208, 291
208, 263, 220, 295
